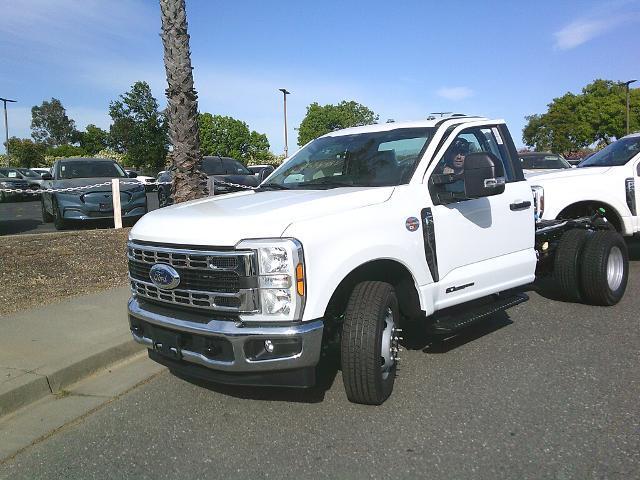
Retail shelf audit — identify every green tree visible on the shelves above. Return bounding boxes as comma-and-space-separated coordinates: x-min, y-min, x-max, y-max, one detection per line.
297, 100, 379, 146
109, 81, 169, 171
523, 79, 639, 154
5, 137, 46, 167
198, 113, 271, 162
579, 79, 639, 144
31, 98, 78, 147
46, 144, 87, 158
79, 124, 110, 155
159, 0, 208, 203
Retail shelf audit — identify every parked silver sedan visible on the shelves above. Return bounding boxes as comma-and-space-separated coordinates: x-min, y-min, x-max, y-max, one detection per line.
41, 157, 147, 230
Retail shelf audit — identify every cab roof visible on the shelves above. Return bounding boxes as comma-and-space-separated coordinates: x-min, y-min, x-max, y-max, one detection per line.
322, 114, 498, 138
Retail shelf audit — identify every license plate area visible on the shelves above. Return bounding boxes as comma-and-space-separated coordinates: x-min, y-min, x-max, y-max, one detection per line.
150, 326, 182, 360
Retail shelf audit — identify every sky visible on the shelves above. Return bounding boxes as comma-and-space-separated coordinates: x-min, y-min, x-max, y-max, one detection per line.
1, 0, 639, 155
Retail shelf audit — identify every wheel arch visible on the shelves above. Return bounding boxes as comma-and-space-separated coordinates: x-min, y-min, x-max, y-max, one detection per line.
323, 259, 423, 323
557, 200, 623, 232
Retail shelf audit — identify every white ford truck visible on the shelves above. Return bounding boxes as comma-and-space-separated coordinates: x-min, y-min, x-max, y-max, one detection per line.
127, 114, 629, 405
529, 132, 640, 235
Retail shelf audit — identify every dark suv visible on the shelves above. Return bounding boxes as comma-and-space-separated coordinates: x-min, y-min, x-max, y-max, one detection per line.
157, 156, 267, 207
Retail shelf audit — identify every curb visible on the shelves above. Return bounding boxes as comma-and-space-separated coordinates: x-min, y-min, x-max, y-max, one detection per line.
0, 339, 144, 419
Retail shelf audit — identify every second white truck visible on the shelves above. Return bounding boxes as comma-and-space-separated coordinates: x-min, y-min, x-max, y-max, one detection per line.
529, 133, 640, 235
126, 114, 630, 405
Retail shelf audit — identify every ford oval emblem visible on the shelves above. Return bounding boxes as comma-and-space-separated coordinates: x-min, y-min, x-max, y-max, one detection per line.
149, 264, 180, 290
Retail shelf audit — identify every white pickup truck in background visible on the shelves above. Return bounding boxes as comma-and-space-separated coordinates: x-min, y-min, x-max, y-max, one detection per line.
529, 133, 640, 236
126, 114, 630, 405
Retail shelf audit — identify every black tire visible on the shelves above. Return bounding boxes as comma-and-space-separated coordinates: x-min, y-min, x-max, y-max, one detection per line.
341, 281, 399, 405
580, 231, 628, 306
41, 198, 53, 223
551, 229, 590, 302
158, 188, 167, 208
52, 198, 67, 230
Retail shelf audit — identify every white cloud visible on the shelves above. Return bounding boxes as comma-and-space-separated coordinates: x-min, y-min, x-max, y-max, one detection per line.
436, 87, 474, 101
554, 18, 623, 50
554, 3, 640, 50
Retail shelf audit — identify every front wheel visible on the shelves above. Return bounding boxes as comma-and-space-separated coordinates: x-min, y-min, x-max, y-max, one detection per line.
341, 281, 400, 405
41, 198, 53, 223
158, 188, 167, 208
580, 231, 629, 306
52, 198, 67, 230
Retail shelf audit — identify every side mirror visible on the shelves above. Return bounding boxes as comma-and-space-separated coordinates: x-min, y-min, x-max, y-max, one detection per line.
259, 168, 273, 181
128, 171, 138, 178
41, 172, 53, 180
462, 152, 505, 198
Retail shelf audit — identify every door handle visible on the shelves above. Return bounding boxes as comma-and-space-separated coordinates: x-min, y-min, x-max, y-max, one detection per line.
510, 200, 531, 211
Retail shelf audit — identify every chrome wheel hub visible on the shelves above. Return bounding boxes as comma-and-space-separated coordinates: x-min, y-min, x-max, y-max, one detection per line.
380, 307, 400, 380
607, 246, 624, 291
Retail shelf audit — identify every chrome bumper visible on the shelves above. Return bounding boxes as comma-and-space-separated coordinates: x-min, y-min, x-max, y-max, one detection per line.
128, 297, 323, 373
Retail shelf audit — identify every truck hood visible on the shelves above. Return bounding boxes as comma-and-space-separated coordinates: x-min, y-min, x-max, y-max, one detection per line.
526, 166, 612, 183
131, 187, 394, 246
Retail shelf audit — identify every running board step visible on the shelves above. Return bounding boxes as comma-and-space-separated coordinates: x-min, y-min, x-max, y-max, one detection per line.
427, 293, 529, 335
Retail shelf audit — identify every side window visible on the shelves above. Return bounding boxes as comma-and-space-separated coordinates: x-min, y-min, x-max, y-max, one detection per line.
430, 127, 511, 200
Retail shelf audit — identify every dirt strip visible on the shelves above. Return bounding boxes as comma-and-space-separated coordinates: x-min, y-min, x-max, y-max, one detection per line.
0, 228, 131, 316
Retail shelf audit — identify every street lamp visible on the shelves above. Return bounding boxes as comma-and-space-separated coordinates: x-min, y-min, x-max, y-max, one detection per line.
621, 80, 636, 135
278, 88, 290, 157
0, 97, 17, 165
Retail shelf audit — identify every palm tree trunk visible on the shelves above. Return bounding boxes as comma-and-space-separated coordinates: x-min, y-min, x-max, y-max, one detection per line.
159, 0, 208, 203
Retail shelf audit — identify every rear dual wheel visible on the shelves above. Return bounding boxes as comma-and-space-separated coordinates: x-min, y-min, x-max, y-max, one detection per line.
552, 229, 589, 302
553, 230, 628, 306
580, 231, 628, 306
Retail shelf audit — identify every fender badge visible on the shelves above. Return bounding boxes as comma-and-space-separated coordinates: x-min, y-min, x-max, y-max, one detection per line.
405, 217, 420, 232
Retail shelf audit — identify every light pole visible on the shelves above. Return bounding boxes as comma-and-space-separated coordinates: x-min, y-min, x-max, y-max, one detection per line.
278, 88, 290, 157
0, 97, 17, 166
621, 80, 636, 135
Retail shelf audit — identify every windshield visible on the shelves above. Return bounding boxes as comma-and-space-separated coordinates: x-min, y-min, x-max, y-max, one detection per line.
268, 128, 433, 188
579, 137, 640, 168
202, 157, 251, 175
17, 168, 41, 178
0, 168, 23, 178
56, 160, 127, 179
520, 154, 571, 170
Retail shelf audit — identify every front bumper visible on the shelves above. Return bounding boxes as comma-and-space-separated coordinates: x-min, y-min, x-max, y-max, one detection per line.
56, 191, 147, 220
128, 297, 324, 387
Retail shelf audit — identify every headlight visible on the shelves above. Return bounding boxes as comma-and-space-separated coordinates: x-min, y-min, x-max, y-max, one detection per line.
236, 238, 305, 322
531, 185, 544, 221
0, 181, 12, 188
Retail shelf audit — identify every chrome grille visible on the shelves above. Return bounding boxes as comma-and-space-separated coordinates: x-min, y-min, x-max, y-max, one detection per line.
128, 260, 240, 293
127, 242, 257, 313
128, 244, 245, 271
130, 279, 257, 312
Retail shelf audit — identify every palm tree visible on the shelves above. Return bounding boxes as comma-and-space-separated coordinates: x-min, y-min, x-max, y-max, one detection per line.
159, 0, 208, 203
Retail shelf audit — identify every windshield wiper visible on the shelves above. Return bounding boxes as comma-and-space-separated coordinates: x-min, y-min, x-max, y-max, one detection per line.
294, 178, 361, 189
256, 183, 292, 191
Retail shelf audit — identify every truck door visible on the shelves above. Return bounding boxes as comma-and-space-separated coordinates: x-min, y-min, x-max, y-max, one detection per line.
424, 124, 536, 310
634, 151, 640, 233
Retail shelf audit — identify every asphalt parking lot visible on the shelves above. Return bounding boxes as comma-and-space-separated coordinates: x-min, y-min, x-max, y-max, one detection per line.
1, 247, 639, 479
0, 193, 160, 236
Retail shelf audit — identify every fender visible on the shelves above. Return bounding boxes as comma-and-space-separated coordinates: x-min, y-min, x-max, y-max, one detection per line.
282, 202, 433, 321
534, 175, 633, 234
